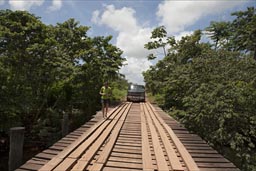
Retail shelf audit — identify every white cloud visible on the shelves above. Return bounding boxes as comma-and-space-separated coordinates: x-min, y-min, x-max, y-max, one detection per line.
120, 57, 151, 85
0, 0, 4, 6
47, 0, 62, 12
93, 5, 139, 33
91, 10, 100, 25
116, 28, 152, 58
157, 1, 246, 34
92, 5, 153, 84
175, 31, 193, 41
9, 0, 44, 10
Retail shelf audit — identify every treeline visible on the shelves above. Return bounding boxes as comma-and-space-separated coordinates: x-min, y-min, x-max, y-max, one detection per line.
143, 7, 256, 170
0, 10, 128, 145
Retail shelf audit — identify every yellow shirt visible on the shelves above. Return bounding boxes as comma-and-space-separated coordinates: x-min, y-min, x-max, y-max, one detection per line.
100, 86, 111, 99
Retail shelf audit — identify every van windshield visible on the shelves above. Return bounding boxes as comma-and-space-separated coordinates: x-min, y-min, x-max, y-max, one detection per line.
128, 84, 145, 92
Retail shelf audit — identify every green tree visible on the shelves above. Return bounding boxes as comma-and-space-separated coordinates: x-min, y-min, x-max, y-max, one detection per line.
0, 10, 127, 145
0, 10, 64, 132
230, 7, 256, 60
144, 8, 256, 169
144, 26, 175, 60
205, 21, 231, 50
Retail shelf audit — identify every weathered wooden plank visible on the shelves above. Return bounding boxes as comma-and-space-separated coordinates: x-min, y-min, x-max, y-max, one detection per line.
191, 153, 223, 158
112, 147, 142, 154
193, 157, 230, 163
53, 158, 76, 171
143, 104, 170, 171
188, 149, 219, 154
89, 103, 132, 171
186, 146, 213, 150
108, 156, 142, 164
56, 140, 72, 145
26, 158, 49, 165
15, 168, 31, 171
48, 145, 65, 151
118, 134, 141, 139
65, 134, 79, 139
35, 153, 56, 160
116, 140, 141, 146
70, 103, 131, 171
197, 162, 238, 168
115, 142, 142, 147
39, 104, 123, 171
140, 103, 154, 171
42, 149, 59, 155
144, 103, 183, 171
103, 166, 142, 171
147, 103, 199, 171
117, 137, 141, 141
114, 145, 141, 151
20, 163, 43, 170
52, 142, 70, 147
110, 152, 142, 159
106, 161, 142, 169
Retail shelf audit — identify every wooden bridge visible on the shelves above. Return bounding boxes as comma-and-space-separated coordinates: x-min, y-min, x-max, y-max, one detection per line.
16, 102, 239, 171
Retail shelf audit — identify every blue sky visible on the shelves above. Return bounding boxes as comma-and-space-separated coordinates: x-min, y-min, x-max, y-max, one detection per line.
0, 0, 255, 84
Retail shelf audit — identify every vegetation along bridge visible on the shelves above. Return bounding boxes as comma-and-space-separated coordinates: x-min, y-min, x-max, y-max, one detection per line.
17, 102, 239, 171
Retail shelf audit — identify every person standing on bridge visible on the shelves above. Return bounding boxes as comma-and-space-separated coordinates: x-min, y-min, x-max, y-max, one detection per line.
100, 81, 112, 119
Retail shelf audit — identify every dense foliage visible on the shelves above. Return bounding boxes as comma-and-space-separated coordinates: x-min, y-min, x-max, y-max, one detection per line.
0, 10, 128, 145
143, 7, 256, 170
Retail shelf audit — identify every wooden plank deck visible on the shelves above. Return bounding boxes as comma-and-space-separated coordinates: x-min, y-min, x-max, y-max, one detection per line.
16, 102, 240, 171
152, 104, 240, 171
